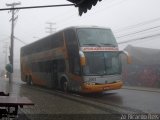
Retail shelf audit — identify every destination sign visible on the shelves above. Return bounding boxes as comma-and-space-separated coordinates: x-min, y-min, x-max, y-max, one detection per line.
81, 47, 119, 51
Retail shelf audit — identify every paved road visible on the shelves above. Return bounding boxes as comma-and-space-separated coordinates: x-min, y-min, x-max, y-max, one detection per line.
1, 76, 160, 114
96, 88, 160, 113
0, 77, 112, 120
1, 76, 160, 120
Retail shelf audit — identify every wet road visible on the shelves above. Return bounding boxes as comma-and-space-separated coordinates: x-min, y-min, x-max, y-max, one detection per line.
1, 76, 160, 114
95, 88, 160, 113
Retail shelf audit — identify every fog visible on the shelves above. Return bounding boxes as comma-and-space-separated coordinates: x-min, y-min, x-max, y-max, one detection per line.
0, 0, 160, 70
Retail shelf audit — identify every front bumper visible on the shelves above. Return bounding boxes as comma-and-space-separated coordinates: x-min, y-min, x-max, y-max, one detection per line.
81, 81, 123, 93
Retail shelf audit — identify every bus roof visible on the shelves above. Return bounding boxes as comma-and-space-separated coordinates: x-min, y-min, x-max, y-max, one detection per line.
64, 26, 111, 30
21, 26, 111, 49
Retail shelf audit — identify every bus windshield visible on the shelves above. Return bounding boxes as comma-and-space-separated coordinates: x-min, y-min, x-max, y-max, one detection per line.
83, 52, 122, 76
77, 28, 117, 47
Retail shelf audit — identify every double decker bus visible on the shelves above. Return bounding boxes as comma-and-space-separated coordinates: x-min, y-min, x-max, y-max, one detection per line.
20, 26, 130, 93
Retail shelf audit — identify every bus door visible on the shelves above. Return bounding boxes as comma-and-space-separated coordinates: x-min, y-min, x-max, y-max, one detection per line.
51, 60, 58, 89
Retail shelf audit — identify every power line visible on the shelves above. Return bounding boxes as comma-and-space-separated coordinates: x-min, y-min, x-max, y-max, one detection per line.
14, 36, 27, 45
115, 17, 160, 32
118, 33, 160, 44
0, 4, 75, 11
57, 0, 127, 27
116, 25, 160, 38
51, 0, 116, 27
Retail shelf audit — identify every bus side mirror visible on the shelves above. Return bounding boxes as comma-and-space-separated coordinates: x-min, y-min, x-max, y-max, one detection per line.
120, 51, 131, 64
80, 56, 86, 66
79, 51, 86, 66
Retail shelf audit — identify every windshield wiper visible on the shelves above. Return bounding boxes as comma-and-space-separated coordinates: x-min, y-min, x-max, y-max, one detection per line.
83, 43, 101, 47
100, 43, 117, 47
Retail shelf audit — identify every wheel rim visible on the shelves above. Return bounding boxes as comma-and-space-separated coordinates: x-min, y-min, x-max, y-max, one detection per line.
63, 81, 68, 92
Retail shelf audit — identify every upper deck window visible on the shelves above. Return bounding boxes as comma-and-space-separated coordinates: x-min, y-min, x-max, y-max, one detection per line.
77, 28, 117, 47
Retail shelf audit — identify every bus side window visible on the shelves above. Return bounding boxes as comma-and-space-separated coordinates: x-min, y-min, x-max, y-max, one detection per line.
57, 60, 65, 72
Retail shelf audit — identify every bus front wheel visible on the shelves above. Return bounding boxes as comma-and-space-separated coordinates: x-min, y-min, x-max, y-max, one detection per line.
27, 75, 32, 85
61, 79, 68, 93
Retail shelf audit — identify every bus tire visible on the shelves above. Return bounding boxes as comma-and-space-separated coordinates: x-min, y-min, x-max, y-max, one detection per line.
26, 75, 29, 85
27, 75, 32, 85
61, 78, 68, 93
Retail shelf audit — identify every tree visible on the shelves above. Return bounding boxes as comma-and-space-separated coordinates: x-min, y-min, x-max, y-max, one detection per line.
67, 0, 102, 16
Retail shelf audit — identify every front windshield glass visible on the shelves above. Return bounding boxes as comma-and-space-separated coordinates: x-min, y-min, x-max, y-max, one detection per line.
77, 28, 117, 47
83, 52, 121, 75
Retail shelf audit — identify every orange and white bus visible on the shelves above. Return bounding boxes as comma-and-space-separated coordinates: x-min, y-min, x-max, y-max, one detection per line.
20, 26, 130, 93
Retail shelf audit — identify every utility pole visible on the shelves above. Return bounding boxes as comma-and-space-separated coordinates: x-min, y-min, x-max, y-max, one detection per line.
46, 22, 56, 34
6, 2, 21, 82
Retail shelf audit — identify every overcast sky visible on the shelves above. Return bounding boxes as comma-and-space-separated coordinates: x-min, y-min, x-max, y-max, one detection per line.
0, 0, 160, 69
